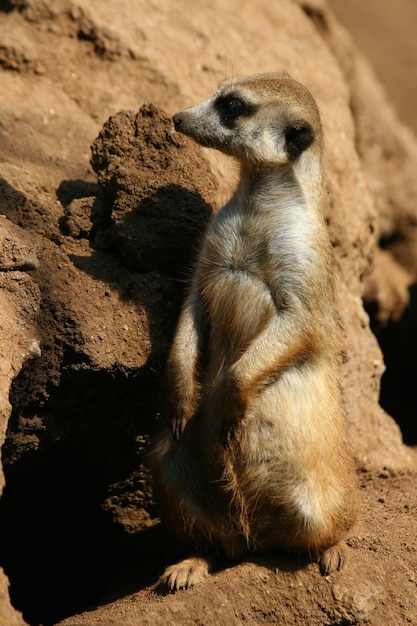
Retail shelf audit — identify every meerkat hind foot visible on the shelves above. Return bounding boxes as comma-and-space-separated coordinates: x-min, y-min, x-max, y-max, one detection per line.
319, 541, 347, 575
159, 556, 212, 591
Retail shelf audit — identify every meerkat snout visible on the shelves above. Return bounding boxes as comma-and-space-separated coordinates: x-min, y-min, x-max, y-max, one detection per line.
172, 113, 183, 131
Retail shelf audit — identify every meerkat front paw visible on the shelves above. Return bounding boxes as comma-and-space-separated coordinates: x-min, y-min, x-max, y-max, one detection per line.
159, 556, 211, 591
319, 541, 347, 575
171, 411, 189, 440
169, 386, 200, 439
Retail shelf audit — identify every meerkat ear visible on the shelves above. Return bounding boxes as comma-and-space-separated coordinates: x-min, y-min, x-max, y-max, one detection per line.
284, 122, 315, 160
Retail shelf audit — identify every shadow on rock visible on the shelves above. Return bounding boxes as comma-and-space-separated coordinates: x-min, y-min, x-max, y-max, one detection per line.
377, 282, 417, 445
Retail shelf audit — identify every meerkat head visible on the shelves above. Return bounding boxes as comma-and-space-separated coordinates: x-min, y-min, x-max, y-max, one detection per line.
173, 73, 322, 166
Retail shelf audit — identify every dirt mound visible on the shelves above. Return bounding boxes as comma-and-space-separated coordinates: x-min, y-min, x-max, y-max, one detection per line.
89, 104, 215, 273
0, 1, 416, 625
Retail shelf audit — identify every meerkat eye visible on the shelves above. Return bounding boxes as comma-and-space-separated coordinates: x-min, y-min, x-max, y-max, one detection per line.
222, 97, 246, 115
284, 123, 315, 160
215, 95, 255, 129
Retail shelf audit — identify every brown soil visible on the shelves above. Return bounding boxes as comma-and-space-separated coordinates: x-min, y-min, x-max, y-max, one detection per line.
0, 1, 416, 626
57, 467, 417, 626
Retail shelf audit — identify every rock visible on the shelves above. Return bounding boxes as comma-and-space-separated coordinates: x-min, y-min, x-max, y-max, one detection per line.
0, 570, 26, 626
61, 196, 95, 239
0, 217, 41, 626
90, 105, 216, 274
331, 580, 384, 624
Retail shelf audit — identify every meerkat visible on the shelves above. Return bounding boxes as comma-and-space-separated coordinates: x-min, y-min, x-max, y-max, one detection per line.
150, 72, 359, 591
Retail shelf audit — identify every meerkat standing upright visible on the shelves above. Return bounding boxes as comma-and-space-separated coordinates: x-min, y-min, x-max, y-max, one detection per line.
150, 72, 359, 591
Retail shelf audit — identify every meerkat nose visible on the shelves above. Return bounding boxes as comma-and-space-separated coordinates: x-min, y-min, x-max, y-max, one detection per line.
173, 113, 183, 130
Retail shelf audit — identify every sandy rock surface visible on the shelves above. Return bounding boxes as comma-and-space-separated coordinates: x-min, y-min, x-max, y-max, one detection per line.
0, 1, 416, 625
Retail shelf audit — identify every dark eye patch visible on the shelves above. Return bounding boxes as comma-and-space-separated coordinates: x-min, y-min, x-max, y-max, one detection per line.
215, 95, 257, 129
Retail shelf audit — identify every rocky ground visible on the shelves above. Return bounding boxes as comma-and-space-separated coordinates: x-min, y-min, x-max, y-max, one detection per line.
0, 1, 416, 625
